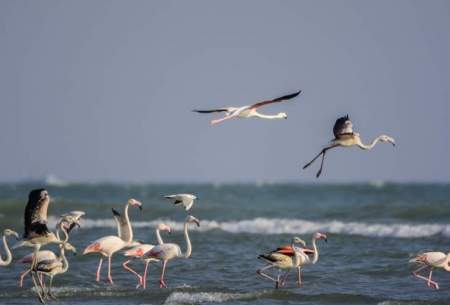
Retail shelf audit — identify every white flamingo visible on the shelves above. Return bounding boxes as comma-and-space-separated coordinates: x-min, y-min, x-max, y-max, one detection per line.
32, 242, 77, 301
144, 215, 200, 288
303, 115, 395, 177
0, 229, 19, 266
122, 223, 171, 289
193, 90, 301, 125
18, 212, 84, 287
257, 237, 308, 288
409, 252, 450, 290
83, 199, 142, 284
164, 194, 197, 211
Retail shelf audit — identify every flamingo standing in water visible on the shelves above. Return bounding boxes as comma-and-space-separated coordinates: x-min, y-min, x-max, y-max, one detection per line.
83, 199, 142, 284
122, 223, 171, 289
303, 115, 395, 177
0, 229, 19, 266
193, 90, 301, 125
18, 212, 84, 287
409, 252, 450, 290
273, 232, 328, 287
144, 215, 200, 288
257, 237, 308, 288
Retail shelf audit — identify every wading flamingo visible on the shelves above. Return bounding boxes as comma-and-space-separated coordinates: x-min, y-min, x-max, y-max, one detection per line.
0, 229, 19, 266
164, 194, 197, 211
122, 223, 171, 289
18, 212, 84, 287
303, 115, 395, 177
409, 252, 450, 290
83, 199, 142, 284
193, 90, 301, 125
144, 215, 200, 288
273, 232, 328, 287
257, 237, 308, 288
33, 242, 77, 301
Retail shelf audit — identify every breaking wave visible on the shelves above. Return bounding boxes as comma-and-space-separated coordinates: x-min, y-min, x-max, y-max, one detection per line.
163, 291, 264, 305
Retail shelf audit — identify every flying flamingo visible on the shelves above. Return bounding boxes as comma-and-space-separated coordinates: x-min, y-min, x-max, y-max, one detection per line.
193, 90, 301, 125
144, 215, 200, 288
32, 241, 77, 301
257, 237, 308, 288
303, 115, 396, 177
164, 194, 197, 211
122, 223, 171, 289
0, 229, 19, 266
409, 252, 450, 290
83, 199, 142, 284
18, 211, 84, 287
272, 232, 328, 287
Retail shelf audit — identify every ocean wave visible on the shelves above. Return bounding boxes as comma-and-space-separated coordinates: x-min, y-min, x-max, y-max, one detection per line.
48, 216, 450, 238
163, 291, 263, 305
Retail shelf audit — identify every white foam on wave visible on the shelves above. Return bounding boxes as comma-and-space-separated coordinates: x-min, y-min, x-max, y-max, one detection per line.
163, 291, 263, 305
48, 216, 450, 238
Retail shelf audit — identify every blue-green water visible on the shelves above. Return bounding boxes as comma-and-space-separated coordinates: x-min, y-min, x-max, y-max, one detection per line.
0, 183, 449, 305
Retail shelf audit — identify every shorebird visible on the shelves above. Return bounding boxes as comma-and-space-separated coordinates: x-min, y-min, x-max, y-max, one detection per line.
193, 90, 301, 125
0, 229, 19, 266
410, 252, 450, 290
303, 115, 396, 177
257, 237, 309, 288
164, 194, 197, 211
122, 223, 171, 289
83, 199, 142, 284
144, 215, 200, 288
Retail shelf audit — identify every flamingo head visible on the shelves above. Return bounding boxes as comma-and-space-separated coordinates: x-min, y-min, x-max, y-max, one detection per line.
158, 223, 172, 233
63, 242, 77, 255
186, 215, 200, 227
314, 232, 328, 242
292, 236, 306, 247
3, 229, 19, 239
128, 198, 143, 210
379, 135, 396, 146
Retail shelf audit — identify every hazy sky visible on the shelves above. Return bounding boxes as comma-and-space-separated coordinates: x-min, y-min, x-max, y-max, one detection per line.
1, 1, 449, 183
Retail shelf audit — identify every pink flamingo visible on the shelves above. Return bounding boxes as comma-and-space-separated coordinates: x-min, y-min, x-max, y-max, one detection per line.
122, 223, 171, 289
410, 252, 450, 290
83, 199, 142, 284
144, 215, 200, 288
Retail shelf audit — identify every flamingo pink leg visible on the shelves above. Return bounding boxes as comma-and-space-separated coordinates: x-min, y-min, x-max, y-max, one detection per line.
159, 260, 168, 288
122, 259, 143, 288
107, 256, 114, 284
257, 264, 278, 283
280, 269, 290, 287
19, 269, 31, 287
96, 257, 103, 282
413, 265, 439, 289
143, 260, 150, 289
296, 267, 302, 287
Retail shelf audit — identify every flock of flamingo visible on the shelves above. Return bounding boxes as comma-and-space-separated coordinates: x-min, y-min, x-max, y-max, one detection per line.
0, 90, 447, 303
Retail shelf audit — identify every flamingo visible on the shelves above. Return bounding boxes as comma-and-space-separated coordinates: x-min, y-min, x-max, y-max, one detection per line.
144, 215, 200, 288
409, 252, 450, 290
164, 194, 197, 211
302, 115, 396, 178
122, 223, 171, 289
257, 237, 308, 288
193, 90, 301, 125
18, 211, 84, 287
32, 242, 77, 301
0, 229, 19, 266
272, 232, 328, 287
83, 199, 142, 284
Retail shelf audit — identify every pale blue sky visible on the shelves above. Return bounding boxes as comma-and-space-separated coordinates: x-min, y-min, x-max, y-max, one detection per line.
0, 1, 449, 183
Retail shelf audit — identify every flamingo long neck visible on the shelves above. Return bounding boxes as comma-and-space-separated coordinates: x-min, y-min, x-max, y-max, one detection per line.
311, 237, 319, 264
253, 112, 284, 120
56, 222, 69, 243
182, 222, 192, 258
59, 246, 69, 274
155, 228, 164, 245
123, 204, 133, 243
358, 136, 383, 150
0, 235, 13, 266
292, 243, 301, 267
